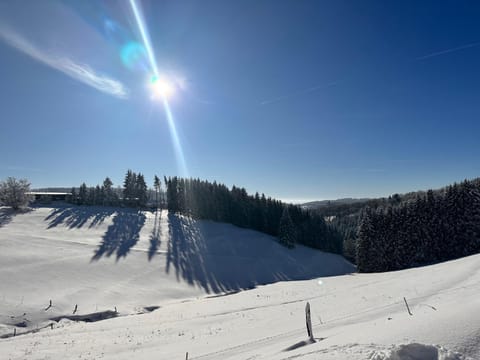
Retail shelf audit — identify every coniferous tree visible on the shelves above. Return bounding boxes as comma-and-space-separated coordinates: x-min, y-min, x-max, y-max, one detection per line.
167, 176, 180, 213
154, 175, 161, 209
123, 170, 136, 206
94, 185, 102, 206
135, 173, 148, 207
462, 180, 480, 254
102, 177, 114, 206
177, 178, 186, 213
278, 206, 296, 248
70, 187, 77, 204
87, 187, 95, 205
356, 207, 376, 272
78, 183, 88, 205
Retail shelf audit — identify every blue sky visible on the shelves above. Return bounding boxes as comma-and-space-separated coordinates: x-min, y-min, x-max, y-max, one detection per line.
1, 0, 479, 202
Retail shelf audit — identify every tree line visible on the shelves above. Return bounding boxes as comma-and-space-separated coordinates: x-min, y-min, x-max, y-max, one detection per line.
356, 179, 480, 272
67, 172, 343, 253
70, 170, 158, 208
3, 172, 480, 266
163, 177, 343, 253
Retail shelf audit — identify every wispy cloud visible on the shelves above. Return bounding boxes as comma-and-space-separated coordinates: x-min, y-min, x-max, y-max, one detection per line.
416, 41, 480, 61
260, 81, 338, 106
0, 27, 128, 98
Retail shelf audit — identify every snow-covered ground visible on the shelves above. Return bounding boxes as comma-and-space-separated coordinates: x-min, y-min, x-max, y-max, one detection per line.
1, 205, 479, 359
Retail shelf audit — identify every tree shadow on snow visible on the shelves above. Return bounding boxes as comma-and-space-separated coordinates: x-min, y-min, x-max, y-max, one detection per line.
91, 209, 146, 261
148, 210, 162, 261
44, 205, 116, 229
0, 207, 32, 228
165, 213, 327, 294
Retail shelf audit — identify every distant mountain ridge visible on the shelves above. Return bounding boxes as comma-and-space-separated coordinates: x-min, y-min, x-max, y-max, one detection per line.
301, 198, 371, 209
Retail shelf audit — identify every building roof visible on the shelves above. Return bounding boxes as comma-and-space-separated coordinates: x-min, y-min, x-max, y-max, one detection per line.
28, 192, 71, 196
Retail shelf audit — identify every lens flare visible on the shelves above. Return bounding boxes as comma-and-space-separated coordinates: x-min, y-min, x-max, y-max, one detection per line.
129, 0, 188, 177
150, 75, 175, 99
120, 41, 148, 71
163, 98, 188, 177
129, 0, 158, 76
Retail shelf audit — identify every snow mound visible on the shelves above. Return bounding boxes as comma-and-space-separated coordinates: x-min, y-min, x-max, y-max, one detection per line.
372, 343, 471, 360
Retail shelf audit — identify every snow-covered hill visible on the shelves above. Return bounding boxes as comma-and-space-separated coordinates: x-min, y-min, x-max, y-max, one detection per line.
1, 205, 479, 359
0, 206, 353, 334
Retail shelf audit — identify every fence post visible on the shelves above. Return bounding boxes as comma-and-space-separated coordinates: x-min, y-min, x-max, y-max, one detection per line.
403, 297, 413, 316
305, 302, 314, 341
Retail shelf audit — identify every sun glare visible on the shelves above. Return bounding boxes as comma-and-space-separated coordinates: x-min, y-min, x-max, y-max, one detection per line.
150, 75, 175, 99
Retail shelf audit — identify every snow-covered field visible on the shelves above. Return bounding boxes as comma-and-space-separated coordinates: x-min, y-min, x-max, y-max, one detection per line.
1, 205, 479, 359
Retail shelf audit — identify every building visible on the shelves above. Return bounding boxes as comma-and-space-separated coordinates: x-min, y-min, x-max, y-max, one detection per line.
29, 192, 72, 203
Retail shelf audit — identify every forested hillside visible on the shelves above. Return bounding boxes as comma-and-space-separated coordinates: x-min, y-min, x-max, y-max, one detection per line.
357, 179, 480, 272
309, 178, 480, 269
164, 177, 343, 254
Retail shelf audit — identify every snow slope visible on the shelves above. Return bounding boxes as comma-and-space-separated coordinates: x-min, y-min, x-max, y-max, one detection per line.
0, 205, 353, 335
1, 205, 479, 359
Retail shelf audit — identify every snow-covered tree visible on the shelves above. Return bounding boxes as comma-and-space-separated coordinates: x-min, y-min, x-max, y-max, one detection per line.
0, 177, 32, 210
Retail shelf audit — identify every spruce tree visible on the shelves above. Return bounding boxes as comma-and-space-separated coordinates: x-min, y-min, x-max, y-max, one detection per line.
356, 207, 375, 272
70, 187, 77, 204
154, 175, 161, 209
123, 170, 136, 207
78, 183, 88, 205
102, 177, 114, 206
87, 187, 95, 205
278, 206, 296, 249
136, 173, 148, 207
94, 185, 102, 206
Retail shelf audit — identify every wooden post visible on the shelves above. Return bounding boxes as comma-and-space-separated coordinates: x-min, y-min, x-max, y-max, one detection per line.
305, 302, 314, 341
185, 352, 188, 360
13, 328, 16, 337
403, 297, 413, 316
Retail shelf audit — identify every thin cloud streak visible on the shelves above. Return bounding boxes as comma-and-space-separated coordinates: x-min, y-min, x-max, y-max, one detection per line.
0, 27, 128, 99
416, 41, 480, 60
260, 81, 338, 105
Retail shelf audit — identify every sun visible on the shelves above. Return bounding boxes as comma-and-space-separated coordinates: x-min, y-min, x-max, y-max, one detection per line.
150, 75, 175, 99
